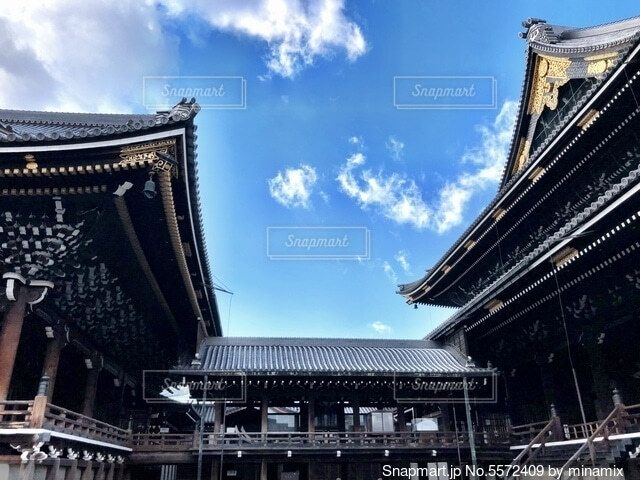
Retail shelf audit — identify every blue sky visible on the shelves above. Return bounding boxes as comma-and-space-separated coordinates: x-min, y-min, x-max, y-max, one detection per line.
2, 0, 639, 339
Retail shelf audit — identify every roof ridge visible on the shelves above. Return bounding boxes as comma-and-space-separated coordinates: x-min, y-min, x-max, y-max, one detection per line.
0, 98, 200, 143
567, 15, 640, 34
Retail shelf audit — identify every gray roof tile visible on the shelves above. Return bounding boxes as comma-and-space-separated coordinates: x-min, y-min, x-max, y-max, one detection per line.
198, 337, 483, 375
0, 98, 200, 143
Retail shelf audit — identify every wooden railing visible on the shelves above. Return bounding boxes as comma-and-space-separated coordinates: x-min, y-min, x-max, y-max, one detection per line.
510, 420, 553, 444
559, 403, 640, 478
43, 403, 130, 446
131, 429, 509, 452
0, 400, 34, 428
506, 416, 560, 480
131, 433, 195, 451
0, 397, 129, 446
511, 403, 640, 445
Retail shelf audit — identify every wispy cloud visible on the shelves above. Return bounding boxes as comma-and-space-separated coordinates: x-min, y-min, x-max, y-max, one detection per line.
432, 100, 518, 233
268, 164, 318, 208
382, 260, 398, 284
370, 320, 392, 334
166, 0, 368, 79
336, 153, 432, 230
338, 101, 517, 232
386, 136, 404, 162
394, 250, 411, 274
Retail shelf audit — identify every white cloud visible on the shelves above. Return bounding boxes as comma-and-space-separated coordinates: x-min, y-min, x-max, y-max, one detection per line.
386, 136, 404, 162
394, 250, 411, 274
164, 0, 367, 78
432, 100, 518, 233
382, 261, 398, 284
0, 1, 179, 112
268, 164, 318, 208
338, 101, 517, 233
370, 320, 391, 334
337, 153, 432, 230
0, 0, 366, 113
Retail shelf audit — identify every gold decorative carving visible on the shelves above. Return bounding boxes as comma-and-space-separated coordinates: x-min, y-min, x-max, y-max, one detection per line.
585, 53, 617, 76
118, 139, 176, 166
527, 55, 571, 115
24, 154, 38, 171
513, 138, 531, 173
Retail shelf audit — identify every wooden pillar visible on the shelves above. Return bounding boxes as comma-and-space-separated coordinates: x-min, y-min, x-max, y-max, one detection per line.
105, 463, 115, 480
20, 460, 36, 480
535, 356, 556, 412
114, 463, 125, 480
261, 397, 269, 434
213, 402, 223, 434
45, 458, 61, 480
209, 461, 219, 480
549, 404, 564, 441
0, 291, 27, 401
0, 274, 53, 401
439, 404, 452, 431
260, 460, 267, 480
82, 355, 102, 418
352, 398, 361, 431
81, 461, 94, 480
307, 396, 315, 433
396, 404, 407, 432
68, 460, 80, 480
42, 333, 65, 402
95, 462, 105, 480
337, 402, 345, 431
585, 344, 612, 419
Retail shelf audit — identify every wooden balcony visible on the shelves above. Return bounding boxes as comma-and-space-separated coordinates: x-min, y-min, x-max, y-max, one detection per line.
43, 404, 130, 446
0, 398, 129, 448
131, 429, 510, 454
510, 403, 640, 444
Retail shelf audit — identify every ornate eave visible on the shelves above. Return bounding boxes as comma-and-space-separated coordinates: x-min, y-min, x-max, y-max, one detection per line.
398, 16, 640, 311
429, 159, 640, 341
0, 100, 222, 372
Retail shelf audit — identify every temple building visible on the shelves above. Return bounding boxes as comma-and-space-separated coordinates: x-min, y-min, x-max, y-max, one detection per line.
400, 15, 640, 476
3, 14, 640, 480
0, 99, 222, 479
0, 101, 503, 479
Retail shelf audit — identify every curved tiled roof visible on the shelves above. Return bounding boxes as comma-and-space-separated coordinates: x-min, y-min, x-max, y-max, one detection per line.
197, 337, 484, 375
0, 99, 199, 143
398, 16, 640, 303
527, 16, 640, 55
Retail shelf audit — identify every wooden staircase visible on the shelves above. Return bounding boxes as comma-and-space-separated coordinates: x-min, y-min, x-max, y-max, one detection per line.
506, 394, 640, 479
